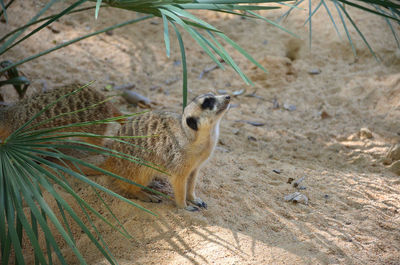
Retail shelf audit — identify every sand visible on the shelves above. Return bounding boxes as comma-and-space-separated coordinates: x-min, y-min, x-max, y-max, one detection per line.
1, 1, 400, 264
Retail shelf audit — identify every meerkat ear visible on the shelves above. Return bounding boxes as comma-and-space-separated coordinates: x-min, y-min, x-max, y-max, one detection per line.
186, 117, 198, 131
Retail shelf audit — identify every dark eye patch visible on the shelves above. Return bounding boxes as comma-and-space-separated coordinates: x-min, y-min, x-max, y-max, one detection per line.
201, 97, 216, 110
186, 117, 198, 131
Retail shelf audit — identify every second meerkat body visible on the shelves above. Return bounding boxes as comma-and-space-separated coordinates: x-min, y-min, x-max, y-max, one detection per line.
104, 93, 230, 211
0, 86, 122, 144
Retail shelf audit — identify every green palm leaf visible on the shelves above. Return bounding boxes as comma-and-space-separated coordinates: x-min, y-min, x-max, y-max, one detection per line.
0, 83, 170, 264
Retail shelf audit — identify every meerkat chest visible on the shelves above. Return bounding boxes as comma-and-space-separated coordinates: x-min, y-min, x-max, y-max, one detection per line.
189, 123, 220, 166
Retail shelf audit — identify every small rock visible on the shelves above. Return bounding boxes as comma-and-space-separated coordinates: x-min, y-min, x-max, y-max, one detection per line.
298, 186, 307, 190
284, 192, 308, 205
287, 177, 294, 184
232, 89, 245, 96
359, 127, 373, 139
308, 69, 321, 75
319, 110, 331, 119
232, 128, 240, 135
283, 103, 296, 111
324, 194, 329, 199
248, 136, 257, 141
246, 121, 265, 127
389, 160, 400, 175
217, 89, 228, 95
293, 176, 305, 188
122, 90, 152, 108
233, 176, 245, 182
273, 169, 281, 174
105, 30, 114, 36
272, 97, 279, 109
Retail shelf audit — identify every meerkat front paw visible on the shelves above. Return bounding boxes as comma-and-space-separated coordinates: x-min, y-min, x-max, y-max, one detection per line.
191, 198, 207, 209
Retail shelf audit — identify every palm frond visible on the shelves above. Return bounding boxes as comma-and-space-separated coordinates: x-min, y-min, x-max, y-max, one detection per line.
0, 15, 153, 75
0, 83, 170, 264
1, 0, 295, 106
296, 0, 399, 59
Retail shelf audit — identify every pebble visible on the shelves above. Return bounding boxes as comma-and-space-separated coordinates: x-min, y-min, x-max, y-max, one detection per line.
293, 176, 305, 188
217, 89, 228, 95
308, 69, 321, 75
359, 127, 373, 139
273, 169, 281, 174
233, 176, 245, 182
248, 136, 257, 141
319, 110, 331, 119
122, 90, 152, 107
232, 128, 240, 135
232, 89, 245, 96
272, 98, 279, 109
283, 103, 296, 111
284, 192, 308, 205
246, 121, 265, 127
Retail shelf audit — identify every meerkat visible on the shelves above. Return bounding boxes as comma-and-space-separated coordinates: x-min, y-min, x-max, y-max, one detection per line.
101, 93, 231, 211
0, 86, 122, 145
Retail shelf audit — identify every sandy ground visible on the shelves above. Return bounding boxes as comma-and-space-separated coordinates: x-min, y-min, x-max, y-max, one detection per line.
2, 1, 400, 264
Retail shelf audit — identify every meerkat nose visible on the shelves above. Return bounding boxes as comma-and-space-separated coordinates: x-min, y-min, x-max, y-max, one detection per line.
225, 95, 231, 100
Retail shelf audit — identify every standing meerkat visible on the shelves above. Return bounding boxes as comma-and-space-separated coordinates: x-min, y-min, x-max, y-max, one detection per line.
102, 93, 230, 211
0, 86, 122, 144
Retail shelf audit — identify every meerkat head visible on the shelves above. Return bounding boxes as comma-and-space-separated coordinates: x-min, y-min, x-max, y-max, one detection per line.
183, 93, 230, 133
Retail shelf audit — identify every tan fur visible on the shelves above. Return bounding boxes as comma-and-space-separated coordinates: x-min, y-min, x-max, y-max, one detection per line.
101, 93, 230, 210
0, 86, 122, 145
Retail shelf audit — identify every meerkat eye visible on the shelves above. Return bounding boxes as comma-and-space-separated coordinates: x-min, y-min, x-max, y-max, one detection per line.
186, 117, 198, 131
201, 97, 216, 110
